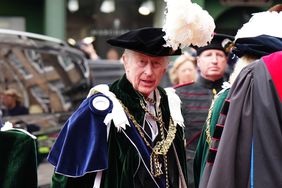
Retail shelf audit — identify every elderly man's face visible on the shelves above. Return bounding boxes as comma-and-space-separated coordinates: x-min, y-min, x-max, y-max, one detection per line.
122, 50, 169, 97
197, 49, 227, 81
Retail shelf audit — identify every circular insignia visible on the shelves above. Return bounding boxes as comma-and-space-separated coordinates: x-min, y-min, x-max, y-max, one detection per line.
92, 96, 110, 111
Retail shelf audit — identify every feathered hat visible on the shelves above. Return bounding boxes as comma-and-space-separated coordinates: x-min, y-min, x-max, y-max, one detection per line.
162, 0, 215, 50
232, 4, 282, 58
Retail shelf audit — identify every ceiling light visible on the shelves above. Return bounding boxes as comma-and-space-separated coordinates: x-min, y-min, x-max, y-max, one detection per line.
100, 0, 115, 13
68, 0, 79, 12
67, 38, 76, 46
138, 0, 155, 16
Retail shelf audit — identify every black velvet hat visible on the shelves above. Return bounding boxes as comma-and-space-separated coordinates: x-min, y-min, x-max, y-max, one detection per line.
107, 27, 182, 57
196, 33, 234, 56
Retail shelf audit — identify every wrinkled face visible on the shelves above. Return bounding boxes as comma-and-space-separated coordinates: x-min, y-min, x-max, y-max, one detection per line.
197, 49, 227, 81
177, 61, 197, 84
122, 50, 169, 97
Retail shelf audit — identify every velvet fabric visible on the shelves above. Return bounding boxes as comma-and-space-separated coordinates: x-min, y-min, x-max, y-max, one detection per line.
48, 93, 112, 176
195, 33, 234, 56
233, 35, 282, 58
49, 75, 188, 188
199, 52, 282, 188
0, 129, 38, 188
193, 88, 229, 188
107, 27, 182, 57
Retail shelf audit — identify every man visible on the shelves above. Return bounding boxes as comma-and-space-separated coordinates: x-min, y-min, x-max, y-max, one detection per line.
48, 27, 188, 188
174, 33, 233, 188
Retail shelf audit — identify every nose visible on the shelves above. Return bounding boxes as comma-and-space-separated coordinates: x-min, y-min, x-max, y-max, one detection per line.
210, 53, 218, 64
144, 62, 153, 75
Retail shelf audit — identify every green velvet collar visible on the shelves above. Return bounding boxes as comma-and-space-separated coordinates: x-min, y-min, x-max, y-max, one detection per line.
109, 74, 171, 127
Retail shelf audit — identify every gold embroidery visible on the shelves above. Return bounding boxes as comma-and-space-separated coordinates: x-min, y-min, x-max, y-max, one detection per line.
91, 89, 176, 188
205, 93, 218, 145
119, 99, 177, 188
212, 88, 217, 96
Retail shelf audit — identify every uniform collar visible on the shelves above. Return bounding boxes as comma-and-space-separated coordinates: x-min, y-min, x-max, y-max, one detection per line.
197, 76, 224, 92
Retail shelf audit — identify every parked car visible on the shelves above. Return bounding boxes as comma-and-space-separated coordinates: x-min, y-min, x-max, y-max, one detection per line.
0, 29, 91, 161
0, 29, 173, 164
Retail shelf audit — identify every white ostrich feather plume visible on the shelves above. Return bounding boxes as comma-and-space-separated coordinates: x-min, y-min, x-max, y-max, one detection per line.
162, 0, 215, 50
235, 11, 282, 40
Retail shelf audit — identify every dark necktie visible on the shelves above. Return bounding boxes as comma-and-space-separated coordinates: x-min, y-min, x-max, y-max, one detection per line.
144, 121, 152, 139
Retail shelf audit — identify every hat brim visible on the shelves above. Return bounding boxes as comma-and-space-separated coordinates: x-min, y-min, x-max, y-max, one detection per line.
107, 27, 182, 57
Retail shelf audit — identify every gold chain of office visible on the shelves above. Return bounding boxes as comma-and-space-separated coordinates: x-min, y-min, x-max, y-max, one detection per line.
139, 99, 177, 155
90, 90, 176, 188
119, 99, 177, 188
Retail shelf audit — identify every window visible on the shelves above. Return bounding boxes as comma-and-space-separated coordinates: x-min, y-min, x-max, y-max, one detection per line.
25, 49, 54, 73
9, 53, 32, 79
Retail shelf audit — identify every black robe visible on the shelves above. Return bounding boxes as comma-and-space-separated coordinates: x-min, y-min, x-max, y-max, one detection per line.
200, 51, 282, 188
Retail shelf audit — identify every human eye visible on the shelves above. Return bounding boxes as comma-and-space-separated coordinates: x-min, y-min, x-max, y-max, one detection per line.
205, 52, 213, 57
152, 61, 162, 68
137, 59, 147, 67
216, 53, 225, 58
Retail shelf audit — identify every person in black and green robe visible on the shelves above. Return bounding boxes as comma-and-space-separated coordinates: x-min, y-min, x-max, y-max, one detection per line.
47, 27, 188, 188
195, 34, 282, 188
196, 6, 282, 188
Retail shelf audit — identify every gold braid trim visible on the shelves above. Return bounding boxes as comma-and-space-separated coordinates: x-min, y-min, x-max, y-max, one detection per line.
119, 98, 177, 153
205, 89, 218, 145
152, 123, 177, 155
205, 100, 215, 145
